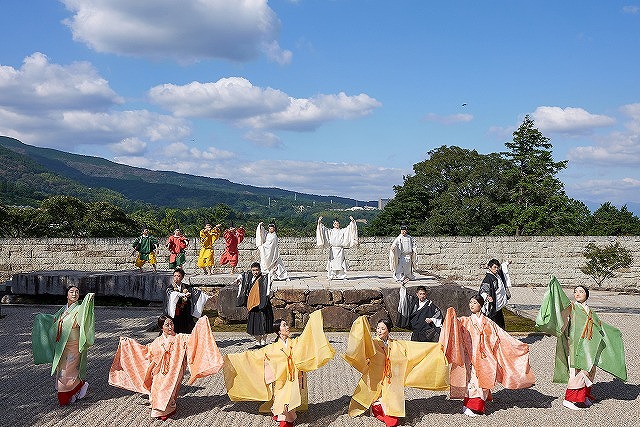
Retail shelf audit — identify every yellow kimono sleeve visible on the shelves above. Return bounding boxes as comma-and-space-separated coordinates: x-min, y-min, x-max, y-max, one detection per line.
403, 340, 449, 390
294, 310, 336, 372
223, 348, 273, 402
342, 315, 375, 373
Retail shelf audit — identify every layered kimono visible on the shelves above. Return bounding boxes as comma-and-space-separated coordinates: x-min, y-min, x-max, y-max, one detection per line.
389, 233, 417, 282
479, 261, 511, 329
166, 234, 189, 268
109, 316, 223, 418
219, 227, 246, 267
316, 219, 358, 280
397, 286, 443, 342
163, 282, 210, 334
197, 227, 221, 269
343, 316, 449, 426
256, 223, 289, 284
439, 307, 535, 414
32, 293, 95, 405
535, 277, 627, 405
132, 234, 159, 267
224, 310, 335, 422
236, 270, 273, 337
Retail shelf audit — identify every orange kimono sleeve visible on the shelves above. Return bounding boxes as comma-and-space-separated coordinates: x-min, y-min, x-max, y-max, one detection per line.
438, 307, 467, 398
108, 337, 151, 394
186, 316, 224, 385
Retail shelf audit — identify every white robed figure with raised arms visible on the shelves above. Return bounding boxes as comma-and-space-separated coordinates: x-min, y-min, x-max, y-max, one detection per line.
316, 216, 358, 280
256, 222, 289, 286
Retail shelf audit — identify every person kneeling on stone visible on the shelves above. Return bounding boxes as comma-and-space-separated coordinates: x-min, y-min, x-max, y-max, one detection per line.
234, 262, 273, 346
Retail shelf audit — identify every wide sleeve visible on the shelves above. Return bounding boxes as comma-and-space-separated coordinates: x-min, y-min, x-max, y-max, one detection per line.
32, 313, 57, 364
438, 307, 467, 398
223, 348, 272, 402
389, 236, 400, 272
535, 276, 572, 336
186, 316, 224, 384
256, 224, 266, 247
236, 228, 245, 244
190, 288, 210, 319
78, 293, 95, 351
316, 221, 329, 248
397, 286, 413, 329
493, 326, 536, 389
342, 315, 376, 374
346, 219, 358, 248
293, 310, 336, 372
596, 319, 627, 381
403, 340, 449, 390
108, 337, 151, 394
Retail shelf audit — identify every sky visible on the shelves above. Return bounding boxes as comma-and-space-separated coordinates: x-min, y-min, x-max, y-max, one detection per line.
1, 1, 640, 208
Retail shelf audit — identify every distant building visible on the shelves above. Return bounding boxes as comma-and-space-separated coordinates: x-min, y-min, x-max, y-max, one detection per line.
378, 198, 390, 210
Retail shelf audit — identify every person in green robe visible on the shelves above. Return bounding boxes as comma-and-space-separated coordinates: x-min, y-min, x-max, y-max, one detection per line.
132, 227, 159, 272
32, 286, 95, 405
536, 277, 627, 410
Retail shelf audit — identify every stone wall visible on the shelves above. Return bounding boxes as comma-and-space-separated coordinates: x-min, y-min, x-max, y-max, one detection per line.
1, 236, 639, 289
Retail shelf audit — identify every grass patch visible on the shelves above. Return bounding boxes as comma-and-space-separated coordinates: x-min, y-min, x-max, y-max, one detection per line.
504, 308, 538, 333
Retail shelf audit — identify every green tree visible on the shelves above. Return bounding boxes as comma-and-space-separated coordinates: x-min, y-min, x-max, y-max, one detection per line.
499, 115, 581, 236
371, 146, 511, 236
37, 196, 87, 237
588, 202, 640, 236
83, 202, 139, 237
580, 242, 633, 287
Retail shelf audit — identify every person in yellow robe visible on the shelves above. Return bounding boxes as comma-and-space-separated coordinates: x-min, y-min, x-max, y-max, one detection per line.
439, 294, 536, 417
223, 310, 335, 427
197, 223, 221, 275
108, 315, 224, 420
343, 317, 449, 427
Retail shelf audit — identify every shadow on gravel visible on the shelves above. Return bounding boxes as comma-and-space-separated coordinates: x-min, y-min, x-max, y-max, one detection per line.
520, 334, 546, 344
593, 379, 640, 401
490, 388, 556, 410
404, 395, 461, 423
302, 394, 351, 425
174, 393, 230, 419
215, 337, 253, 348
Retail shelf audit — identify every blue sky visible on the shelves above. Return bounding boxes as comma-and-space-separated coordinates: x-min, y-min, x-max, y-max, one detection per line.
1, 1, 640, 208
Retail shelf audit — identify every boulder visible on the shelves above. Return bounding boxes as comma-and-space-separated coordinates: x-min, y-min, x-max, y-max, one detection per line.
216, 285, 248, 321
343, 289, 381, 305
273, 289, 306, 303
307, 289, 332, 305
320, 306, 358, 329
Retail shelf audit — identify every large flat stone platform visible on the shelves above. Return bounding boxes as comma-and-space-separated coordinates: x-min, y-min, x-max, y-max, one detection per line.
5, 270, 475, 328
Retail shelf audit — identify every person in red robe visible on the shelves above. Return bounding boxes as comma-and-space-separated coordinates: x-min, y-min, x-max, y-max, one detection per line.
219, 225, 245, 274
165, 228, 189, 269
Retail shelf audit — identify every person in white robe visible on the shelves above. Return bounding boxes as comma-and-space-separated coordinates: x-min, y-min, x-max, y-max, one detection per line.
389, 225, 417, 283
316, 216, 358, 280
256, 222, 289, 288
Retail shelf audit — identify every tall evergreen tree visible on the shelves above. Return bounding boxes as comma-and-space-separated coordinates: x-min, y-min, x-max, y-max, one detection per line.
499, 115, 583, 236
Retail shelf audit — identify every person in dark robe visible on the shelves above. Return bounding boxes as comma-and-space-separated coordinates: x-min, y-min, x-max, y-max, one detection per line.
235, 262, 273, 346
163, 268, 209, 333
478, 259, 512, 330
397, 284, 443, 342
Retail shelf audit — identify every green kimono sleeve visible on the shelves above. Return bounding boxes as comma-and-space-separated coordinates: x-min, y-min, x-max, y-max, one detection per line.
596, 321, 627, 381
32, 313, 57, 364
536, 276, 571, 336
78, 293, 95, 352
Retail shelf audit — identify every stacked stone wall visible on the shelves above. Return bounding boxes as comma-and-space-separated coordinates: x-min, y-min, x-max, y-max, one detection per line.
1, 236, 639, 289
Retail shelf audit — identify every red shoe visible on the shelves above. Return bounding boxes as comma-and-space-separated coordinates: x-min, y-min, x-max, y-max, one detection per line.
160, 409, 177, 421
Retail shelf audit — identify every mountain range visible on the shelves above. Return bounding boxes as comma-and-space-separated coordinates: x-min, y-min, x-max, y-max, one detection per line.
0, 136, 376, 211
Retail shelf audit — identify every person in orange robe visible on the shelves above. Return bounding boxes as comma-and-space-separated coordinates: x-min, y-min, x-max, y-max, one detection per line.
439, 294, 535, 416
219, 225, 245, 274
108, 315, 223, 420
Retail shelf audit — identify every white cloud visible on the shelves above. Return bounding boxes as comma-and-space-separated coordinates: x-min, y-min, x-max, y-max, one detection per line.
568, 177, 640, 205
568, 103, 640, 165
622, 5, 639, 14
61, 0, 291, 63
422, 113, 473, 125
149, 78, 381, 132
243, 130, 283, 148
532, 106, 615, 134
0, 53, 191, 151
109, 137, 147, 155
0, 52, 122, 113
112, 152, 403, 200
148, 78, 290, 119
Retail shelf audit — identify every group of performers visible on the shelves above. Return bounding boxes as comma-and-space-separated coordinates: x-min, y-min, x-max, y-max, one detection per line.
31, 257, 628, 423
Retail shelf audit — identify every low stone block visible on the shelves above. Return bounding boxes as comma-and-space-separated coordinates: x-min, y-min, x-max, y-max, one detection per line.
273, 289, 306, 303
320, 305, 357, 329
216, 285, 248, 321
307, 289, 331, 305
343, 289, 381, 305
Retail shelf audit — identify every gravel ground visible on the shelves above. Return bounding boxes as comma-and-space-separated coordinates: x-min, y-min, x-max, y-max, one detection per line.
1, 303, 638, 427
